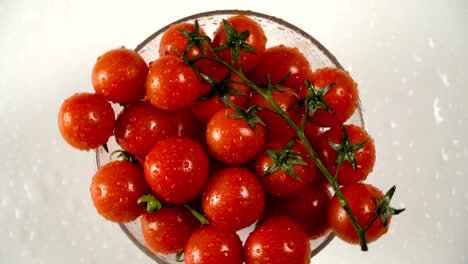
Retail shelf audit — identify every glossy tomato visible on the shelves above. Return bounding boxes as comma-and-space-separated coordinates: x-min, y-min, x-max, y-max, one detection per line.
305, 67, 359, 127
146, 55, 202, 111
141, 205, 201, 254
144, 137, 210, 204
190, 72, 251, 124
265, 181, 331, 238
90, 161, 149, 222
314, 124, 375, 185
244, 216, 310, 264
114, 101, 177, 158
206, 108, 266, 164
92, 47, 148, 105
184, 225, 243, 264
249, 45, 313, 96
254, 139, 316, 197
248, 90, 298, 141
58, 92, 115, 150
159, 22, 209, 61
212, 14, 267, 72
328, 183, 389, 244
202, 167, 265, 231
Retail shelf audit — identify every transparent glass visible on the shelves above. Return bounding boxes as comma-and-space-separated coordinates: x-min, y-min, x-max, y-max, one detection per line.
96, 9, 365, 264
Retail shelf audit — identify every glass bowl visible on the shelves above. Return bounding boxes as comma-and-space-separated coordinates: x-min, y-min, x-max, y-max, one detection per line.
96, 9, 364, 264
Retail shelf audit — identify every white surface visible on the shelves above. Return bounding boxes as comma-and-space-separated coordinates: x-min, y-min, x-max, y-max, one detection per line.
1, 0, 467, 263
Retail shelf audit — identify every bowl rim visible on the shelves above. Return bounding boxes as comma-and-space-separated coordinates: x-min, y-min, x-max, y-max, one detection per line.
96, 8, 356, 263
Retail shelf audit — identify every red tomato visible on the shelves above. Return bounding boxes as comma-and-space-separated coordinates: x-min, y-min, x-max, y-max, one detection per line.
265, 181, 331, 238
244, 216, 310, 264
92, 47, 148, 105
196, 59, 231, 97
206, 108, 266, 164
202, 167, 265, 231
159, 22, 208, 61
249, 45, 313, 96
90, 161, 149, 222
146, 55, 202, 111
185, 225, 243, 264
171, 109, 206, 144
58, 92, 115, 150
114, 101, 177, 158
305, 67, 359, 127
141, 205, 201, 254
248, 90, 298, 141
288, 106, 323, 144
212, 14, 267, 72
190, 72, 251, 124
254, 139, 316, 197
314, 124, 375, 185
144, 137, 210, 204
328, 183, 389, 244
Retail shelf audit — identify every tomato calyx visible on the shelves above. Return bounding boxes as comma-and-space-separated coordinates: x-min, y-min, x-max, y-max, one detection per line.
263, 139, 309, 182
177, 20, 211, 56
137, 193, 162, 213
199, 72, 248, 106
175, 250, 184, 262
110, 149, 140, 165
295, 80, 336, 119
215, 19, 257, 68
374, 185, 406, 227
328, 126, 369, 171
227, 102, 266, 129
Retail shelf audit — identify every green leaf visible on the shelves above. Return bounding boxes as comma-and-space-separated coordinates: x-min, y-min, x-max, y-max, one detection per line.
175, 251, 184, 262
294, 80, 336, 120
184, 204, 210, 225
328, 126, 369, 170
375, 186, 406, 227
262, 139, 308, 182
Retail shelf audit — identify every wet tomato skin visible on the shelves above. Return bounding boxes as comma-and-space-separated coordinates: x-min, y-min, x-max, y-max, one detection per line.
185, 225, 243, 264
213, 14, 267, 72
328, 183, 389, 244
307, 67, 359, 127
90, 161, 149, 222
202, 167, 265, 231
114, 101, 178, 158
146, 55, 202, 111
254, 139, 316, 197
265, 181, 332, 239
206, 108, 266, 165
144, 137, 210, 204
92, 47, 148, 105
141, 205, 201, 254
244, 216, 311, 264
315, 124, 375, 185
159, 22, 208, 61
58, 92, 115, 150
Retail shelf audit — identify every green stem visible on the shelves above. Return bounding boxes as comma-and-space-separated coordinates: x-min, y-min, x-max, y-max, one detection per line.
199, 49, 370, 251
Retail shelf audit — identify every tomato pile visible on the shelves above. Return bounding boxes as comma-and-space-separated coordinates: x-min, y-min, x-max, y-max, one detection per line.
58, 13, 404, 264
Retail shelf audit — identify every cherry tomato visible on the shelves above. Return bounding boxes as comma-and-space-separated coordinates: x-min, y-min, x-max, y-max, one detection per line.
328, 183, 389, 244
146, 55, 202, 111
202, 167, 265, 231
92, 47, 148, 105
212, 14, 267, 72
265, 181, 331, 238
185, 225, 243, 264
248, 90, 298, 141
58, 92, 115, 150
306, 67, 359, 127
196, 59, 230, 97
144, 137, 210, 204
114, 101, 177, 158
159, 22, 208, 61
249, 45, 313, 96
90, 161, 149, 222
314, 124, 375, 185
171, 109, 206, 144
254, 139, 316, 197
244, 216, 310, 264
206, 108, 266, 164
190, 72, 251, 124
141, 205, 201, 254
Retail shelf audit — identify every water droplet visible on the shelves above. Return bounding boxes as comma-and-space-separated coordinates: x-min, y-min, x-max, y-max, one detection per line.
428, 37, 435, 48
433, 98, 444, 125
441, 148, 449, 161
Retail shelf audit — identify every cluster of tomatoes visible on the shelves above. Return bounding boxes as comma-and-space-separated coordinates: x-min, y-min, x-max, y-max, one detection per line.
58, 13, 398, 264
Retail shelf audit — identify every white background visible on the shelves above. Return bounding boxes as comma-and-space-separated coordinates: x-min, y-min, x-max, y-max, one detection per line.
1, 0, 467, 263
